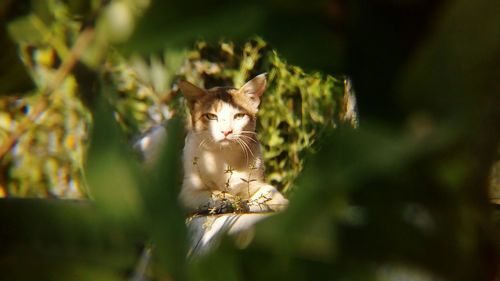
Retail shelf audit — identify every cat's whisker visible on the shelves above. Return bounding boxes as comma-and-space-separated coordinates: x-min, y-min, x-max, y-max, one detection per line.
237, 139, 249, 164
235, 139, 245, 162
198, 139, 207, 149
237, 134, 258, 144
236, 139, 250, 165
243, 140, 256, 160
233, 137, 253, 165
240, 130, 258, 136
238, 138, 255, 163
199, 137, 217, 149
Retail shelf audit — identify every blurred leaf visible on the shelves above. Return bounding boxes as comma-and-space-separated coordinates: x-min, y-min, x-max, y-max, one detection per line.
86, 99, 143, 224
0, 199, 143, 281
88, 98, 188, 279
0, 23, 34, 94
399, 0, 500, 117
7, 14, 45, 42
136, 117, 188, 280
123, 1, 346, 73
124, 2, 266, 53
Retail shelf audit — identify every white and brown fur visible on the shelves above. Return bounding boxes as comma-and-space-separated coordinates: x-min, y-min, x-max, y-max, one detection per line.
178, 74, 288, 213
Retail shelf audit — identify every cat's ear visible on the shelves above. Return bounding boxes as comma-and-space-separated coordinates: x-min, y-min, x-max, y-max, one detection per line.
239, 73, 267, 108
178, 80, 206, 105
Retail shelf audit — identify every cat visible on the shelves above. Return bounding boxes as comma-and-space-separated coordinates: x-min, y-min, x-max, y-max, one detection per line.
178, 74, 288, 214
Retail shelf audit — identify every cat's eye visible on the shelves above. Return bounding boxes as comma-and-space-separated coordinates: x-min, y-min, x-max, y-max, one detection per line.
203, 113, 218, 121
234, 113, 246, 120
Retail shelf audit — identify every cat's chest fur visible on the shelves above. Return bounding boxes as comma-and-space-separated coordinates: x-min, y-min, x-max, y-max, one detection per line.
183, 133, 263, 195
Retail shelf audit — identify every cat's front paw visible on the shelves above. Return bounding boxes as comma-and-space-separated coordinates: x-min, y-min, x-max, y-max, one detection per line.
247, 188, 288, 212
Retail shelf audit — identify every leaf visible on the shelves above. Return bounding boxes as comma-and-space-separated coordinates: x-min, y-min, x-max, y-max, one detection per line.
0, 22, 34, 94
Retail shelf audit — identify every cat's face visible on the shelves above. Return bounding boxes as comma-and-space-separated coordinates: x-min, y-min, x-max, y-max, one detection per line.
196, 96, 254, 145
179, 74, 267, 148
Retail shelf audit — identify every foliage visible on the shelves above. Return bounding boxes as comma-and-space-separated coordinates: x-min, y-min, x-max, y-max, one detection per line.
0, 0, 499, 281
0, 1, 91, 197
177, 38, 356, 193
101, 49, 178, 139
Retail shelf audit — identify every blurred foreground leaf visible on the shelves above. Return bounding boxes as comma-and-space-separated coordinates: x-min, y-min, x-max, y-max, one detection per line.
87, 98, 188, 280
135, 117, 188, 280
0, 199, 144, 281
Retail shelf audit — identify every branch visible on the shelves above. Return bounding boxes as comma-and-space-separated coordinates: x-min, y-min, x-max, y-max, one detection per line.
0, 28, 95, 159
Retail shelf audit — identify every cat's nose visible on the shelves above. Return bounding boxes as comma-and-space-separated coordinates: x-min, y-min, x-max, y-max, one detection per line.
222, 130, 233, 137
